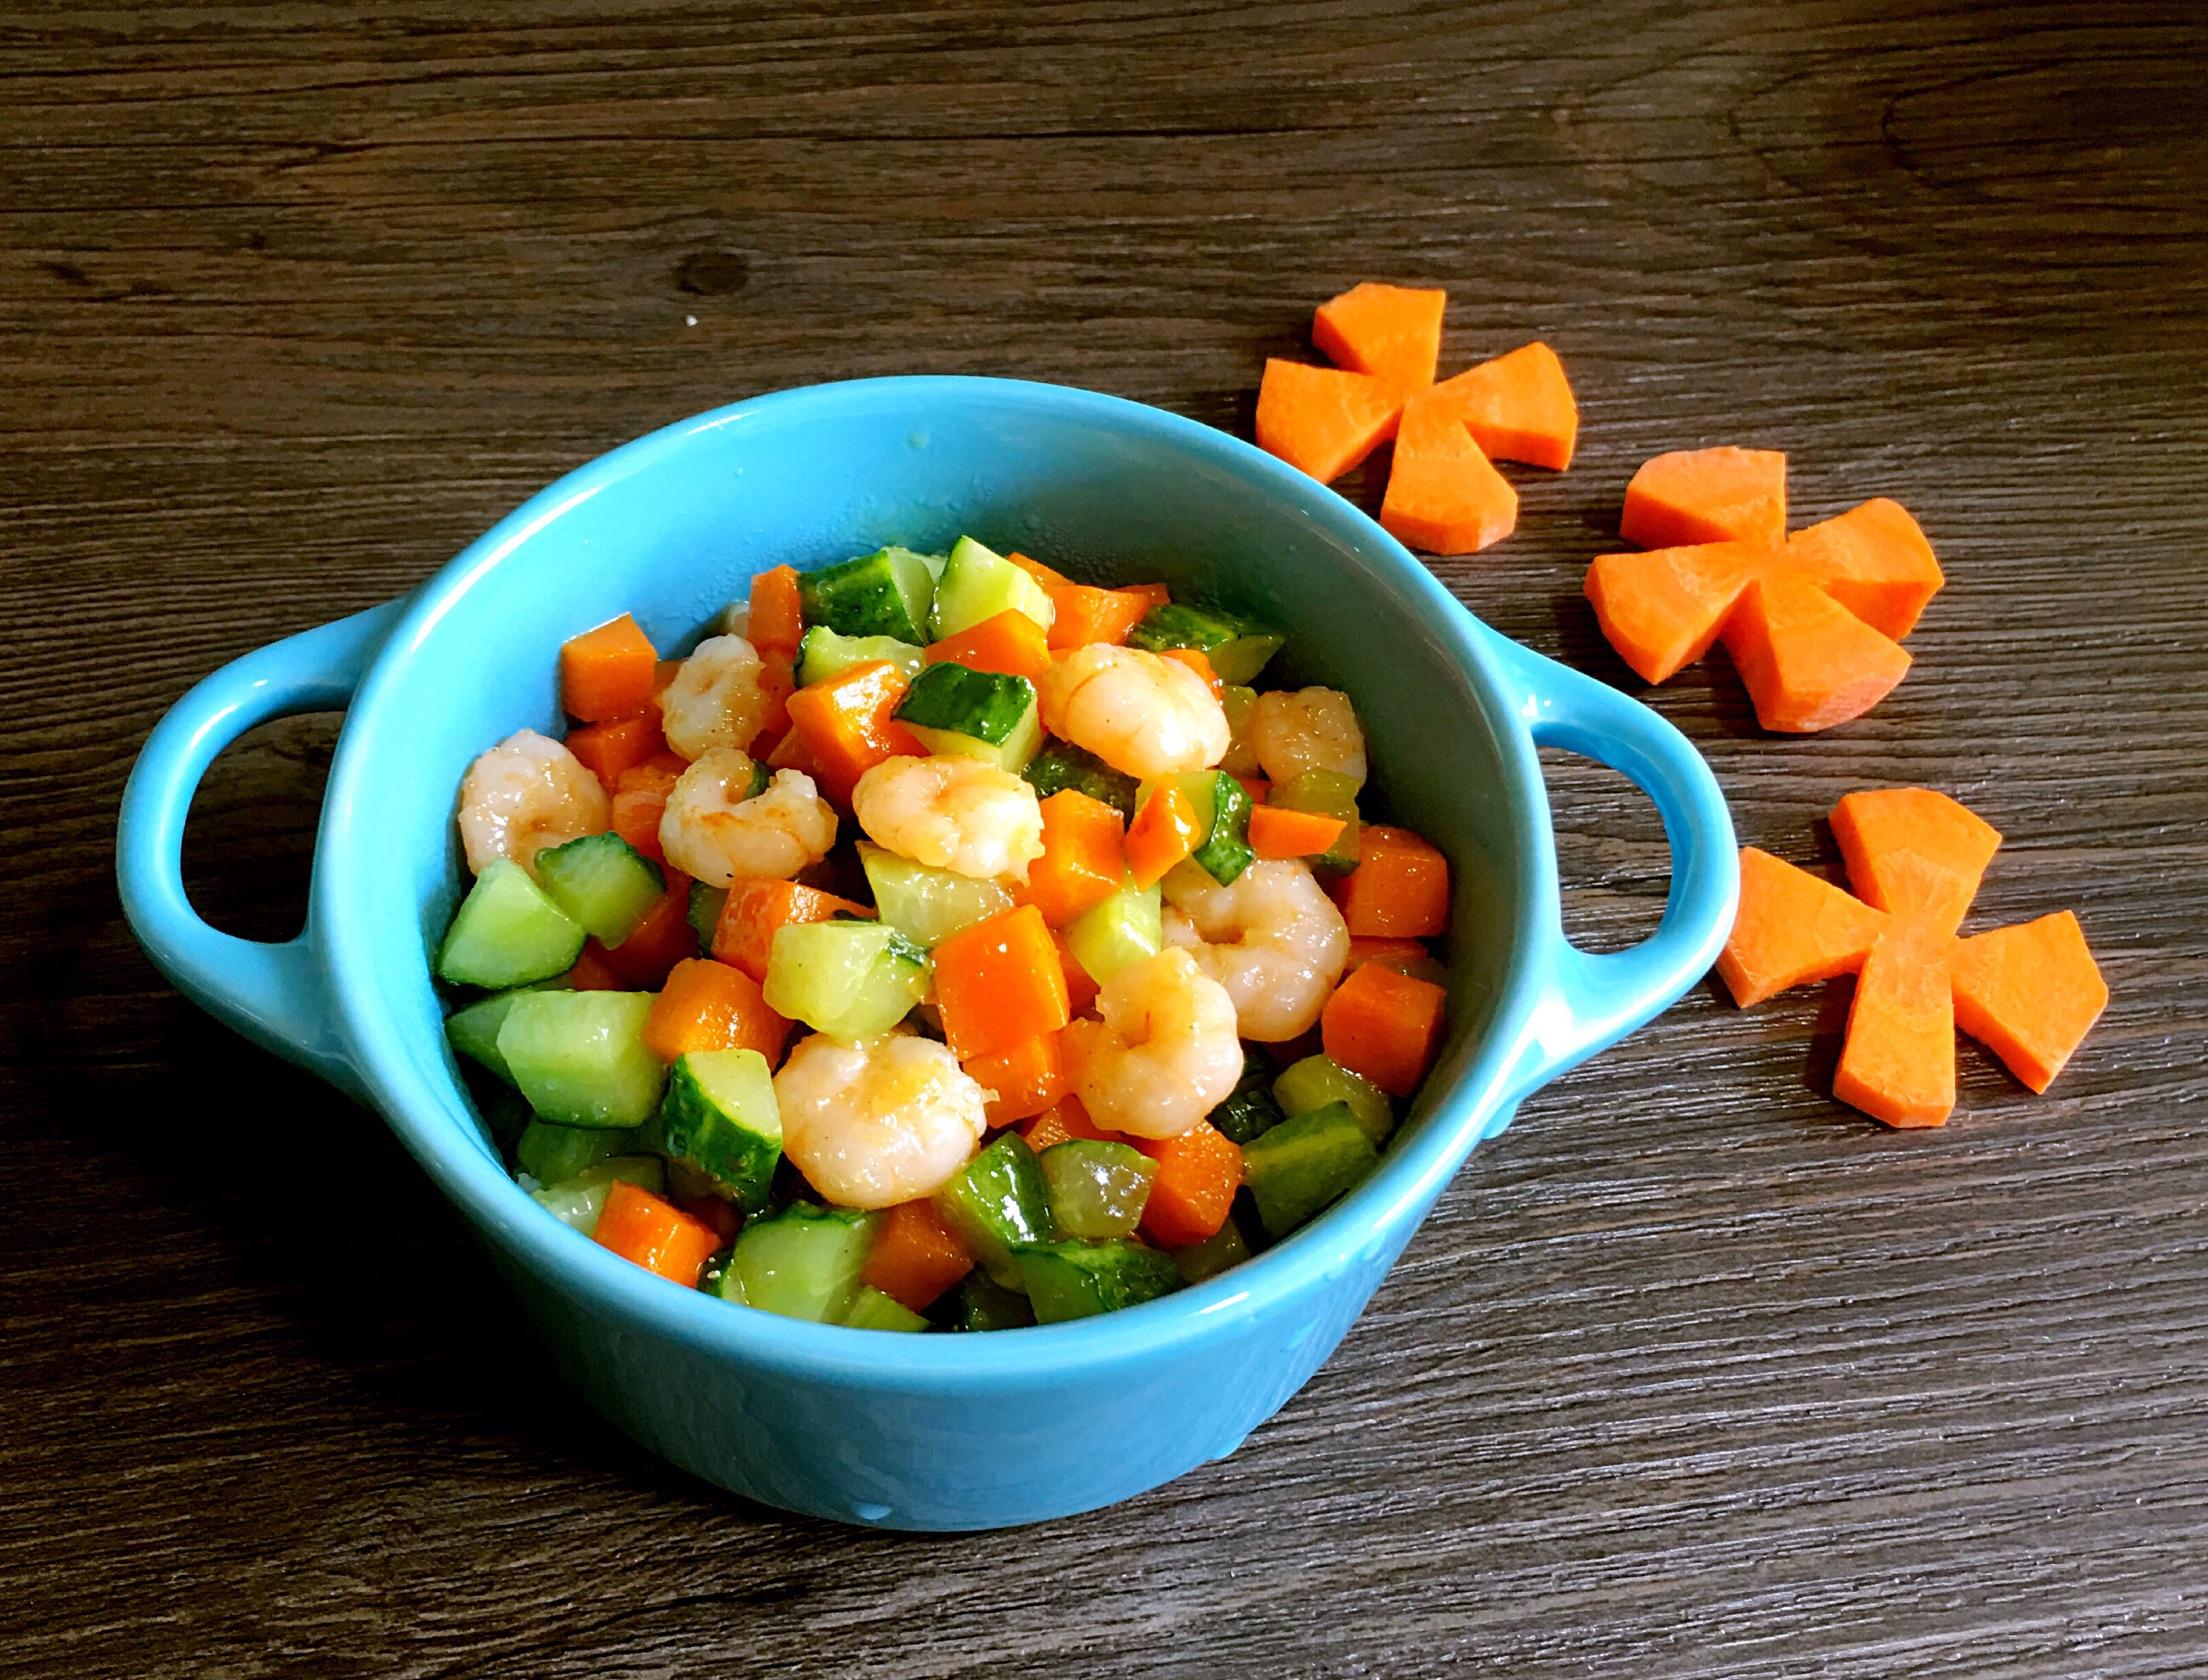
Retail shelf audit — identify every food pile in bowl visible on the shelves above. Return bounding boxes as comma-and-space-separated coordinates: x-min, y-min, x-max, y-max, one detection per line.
437, 535, 1454, 1331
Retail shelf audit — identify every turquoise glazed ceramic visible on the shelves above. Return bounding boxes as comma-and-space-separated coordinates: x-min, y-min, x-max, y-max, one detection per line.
117, 377, 1736, 1530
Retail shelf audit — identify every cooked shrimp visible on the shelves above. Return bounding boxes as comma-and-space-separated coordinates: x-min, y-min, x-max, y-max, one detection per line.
1039, 644, 1231, 779
1246, 687, 1367, 789
1162, 859, 1351, 1041
456, 728, 610, 875
851, 754, 1044, 882
659, 750, 837, 888
658, 633, 777, 760
773, 1032, 989, 1208
1067, 947, 1243, 1138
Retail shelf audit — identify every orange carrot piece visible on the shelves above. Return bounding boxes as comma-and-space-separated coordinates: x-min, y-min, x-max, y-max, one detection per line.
764, 724, 822, 778
643, 957, 792, 1063
860, 1200, 974, 1312
1006, 551, 1073, 590
1379, 388, 1519, 555
1159, 646, 1225, 701
1254, 360, 1403, 484
609, 752, 685, 861
753, 647, 795, 750
1723, 568, 1913, 734
565, 946, 625, 991
1785, 498, 1944, 640
560, 613, 659, 723
566, 711, 668, 791
1621, 446, 1787, 549
1125, 785, 1203, 888
932, 905, 1073, 1063
1042, 582, 1157, 650
592, 1181, 721, 1288
1311, 281, 1447, 395
1345, 936, 1432, 974
747, 565, 805, 656
966, 1029, 1071, 1127
1247, 803, 1346, 860
783, 658, 923, 805
597, 879, 696, 988
1427, 340, 1579, 471
1715, 848, 1888, 1008
1951, 911, 2109, 1093
1321, 961, 1447, 1098
1133, 1120, 1243, 1249
1022, 790, 1126, 927
1020, 1095, 1122, 1152
711, 879, 872, 983
1582, 542, 1763, 684
925, 609, 1053, 683
1053, 928, 1100, 1017
1331, 825, 1450, 938
1831, 788, 2001, 938
1831, 923, 1957, 1127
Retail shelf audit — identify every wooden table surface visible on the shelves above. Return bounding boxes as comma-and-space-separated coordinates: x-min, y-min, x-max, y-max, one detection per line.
8, 3, 2206, 1675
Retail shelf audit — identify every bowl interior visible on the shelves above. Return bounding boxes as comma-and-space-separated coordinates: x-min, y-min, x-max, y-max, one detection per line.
323, 377, 1537, 1341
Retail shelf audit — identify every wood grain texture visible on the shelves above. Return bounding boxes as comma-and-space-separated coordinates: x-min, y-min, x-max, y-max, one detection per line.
5, 2, 2206, 1675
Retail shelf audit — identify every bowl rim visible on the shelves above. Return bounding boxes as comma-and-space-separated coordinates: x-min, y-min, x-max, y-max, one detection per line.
319, 375, 1556, 1384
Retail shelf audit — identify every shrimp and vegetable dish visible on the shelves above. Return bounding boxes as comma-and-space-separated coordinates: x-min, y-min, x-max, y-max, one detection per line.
434, 537, 1456, 1330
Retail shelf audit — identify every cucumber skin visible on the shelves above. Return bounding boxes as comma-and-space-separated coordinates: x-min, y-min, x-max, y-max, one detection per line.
1273, 1054, 1395, 1147
1208, 1045, 1285, 1145
798, 548, 935, 644
1188, 770, 1254, 885
1240, 1101, 1379, 1237
659, 1050, 783, 1213
721, 1204, 880, 1322
932, 1133, 1055, 1288
1015, 1240, 1183, 1323
1024, 741, 1139, 819
958, 1272, 1036, 1331
532, 832, 666, 945
894, 662, 1037, 746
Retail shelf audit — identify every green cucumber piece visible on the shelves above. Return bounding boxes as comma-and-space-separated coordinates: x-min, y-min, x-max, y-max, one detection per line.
496, 991, 666, 1128
1023, 740, 1139, 819
658, 1049, 782, 1212
795, 625, 926, 687
840, 1285, 930, 1332
1241, 1101, 1378, 1238
1208, 1045, 1285, 1145
1127, 602, 1284, 685
1014, 1240, 1182, 1323
533, 832, 666, 946
857, 840, 1012, 947
529, 1155, 665, 1234
715, 1203, 879, 1321
1269, 768, 1363, 874
435, 859, 585, 988
1038, 1140, 1157, 1240
515, 1117, 645, 1185
1274, 1054, 1395, 1147
1138, 769, 1252, 885
932, 1132, 1054, 1288
927, 535, 1056, 639
1063, 875, 1162, 986
895, 662, 1043, 770
798, 547, 937, 644
958, 1271, 1036, 1331
446, 988, 546, 1085
1171, 1213, 1256, 1284
761, 920, 929, 1039
1219, 683, 1262, 777
687, 881, 728, 953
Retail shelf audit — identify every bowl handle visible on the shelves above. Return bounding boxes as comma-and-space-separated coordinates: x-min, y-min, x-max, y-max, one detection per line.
116, 601, 406, 1100
1484, 630, 1739, 1104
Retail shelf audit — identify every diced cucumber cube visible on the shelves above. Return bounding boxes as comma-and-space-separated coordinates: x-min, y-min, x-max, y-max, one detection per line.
446, 987, 555, 1086
1014, 1240, 1182, 1323
896, 662, 1043, 771
1209, 633, 1287, 686
497, 991, 666, 1128
476, 1084, 534, 1151
1138, 769, 1252, 885
529, 1155, 666, 1234
533, 832, 665, 946
795, 625, 927, 687
840, 1285, 930, 1332
799, 547, 938, 644
958, 1271, 1036, 1331
762, 920, 929, 1040
1208, 1045, 1285, 1144
716, 1203, 879, 1321
1172, 1213, 1256, 1284
1274, 1054, 1395, 1147
1241, 1101, 1378, 1238
1127, 602, 1284, 685
857, 841, 1012, 948
928, 535, 1056, 640
658, 1049, 782, 1212
1063, 875, 1162, 986
1269, 768, 1363, 873
1038, 1139, 1157, 1240
933, 1132, 1054, 1288
435, 859, 586, 988
1220, 684, 1262, 778
687, 881, 728, 953
1023, 740, 1139, 819
516, 1117, 646, 1185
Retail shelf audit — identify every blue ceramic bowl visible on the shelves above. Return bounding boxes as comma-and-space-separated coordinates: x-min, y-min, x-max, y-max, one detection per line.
117, 377, 1735, 1530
